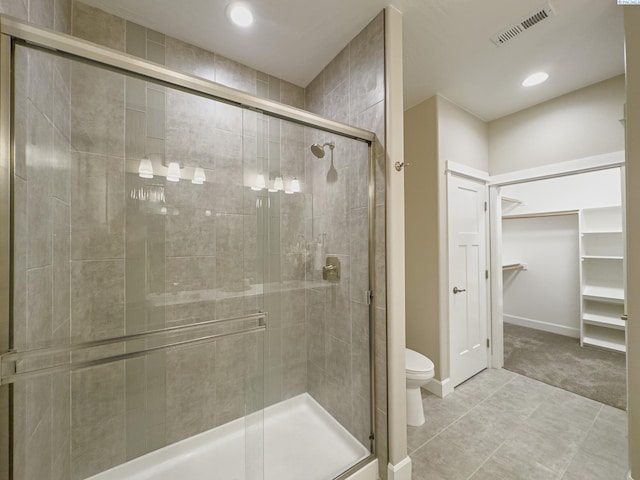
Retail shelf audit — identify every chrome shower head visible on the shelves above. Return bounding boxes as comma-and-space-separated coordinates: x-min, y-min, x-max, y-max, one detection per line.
310, 142, 335, 159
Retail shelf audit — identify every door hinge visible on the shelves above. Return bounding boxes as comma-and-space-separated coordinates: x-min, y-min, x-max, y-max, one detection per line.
485, 270, 489, 280
484, 201, 487, 212
365, 290, 373, 305
486, 338, 491, 348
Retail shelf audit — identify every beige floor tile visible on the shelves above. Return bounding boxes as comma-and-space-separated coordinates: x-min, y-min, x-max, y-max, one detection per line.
409, 369, 629, 480
562, 449, 628, 480
469, 452, 557, 480
410, 435, 489, 480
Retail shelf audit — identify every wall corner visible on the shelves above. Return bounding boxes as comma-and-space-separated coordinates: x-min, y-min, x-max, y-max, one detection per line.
383, 3, 408, 470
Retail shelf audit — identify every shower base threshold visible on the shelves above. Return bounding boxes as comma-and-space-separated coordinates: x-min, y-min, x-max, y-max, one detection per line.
88, 393, 370, 480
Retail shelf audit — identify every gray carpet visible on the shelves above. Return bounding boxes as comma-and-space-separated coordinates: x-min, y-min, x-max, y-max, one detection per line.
503, 323, 627, 410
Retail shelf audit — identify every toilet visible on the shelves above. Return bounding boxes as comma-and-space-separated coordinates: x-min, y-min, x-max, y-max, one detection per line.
405, 348, 435, 427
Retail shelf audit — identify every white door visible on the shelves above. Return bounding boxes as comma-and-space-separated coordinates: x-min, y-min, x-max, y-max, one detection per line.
448, 174, 488, 386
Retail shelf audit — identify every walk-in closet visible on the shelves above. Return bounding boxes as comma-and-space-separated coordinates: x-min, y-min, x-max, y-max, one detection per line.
497, 163, 627, 409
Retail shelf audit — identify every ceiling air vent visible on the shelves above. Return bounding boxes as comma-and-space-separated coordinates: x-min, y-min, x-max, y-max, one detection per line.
490, 3, 556, 47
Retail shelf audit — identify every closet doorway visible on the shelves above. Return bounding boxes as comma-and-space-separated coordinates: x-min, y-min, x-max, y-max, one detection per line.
490, 160, 627, 409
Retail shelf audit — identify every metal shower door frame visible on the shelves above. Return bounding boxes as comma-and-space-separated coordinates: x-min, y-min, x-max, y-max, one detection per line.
0, 15, 378, 480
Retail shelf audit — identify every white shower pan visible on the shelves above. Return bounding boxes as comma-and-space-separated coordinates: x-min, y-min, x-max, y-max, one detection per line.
88, 393, 370, 480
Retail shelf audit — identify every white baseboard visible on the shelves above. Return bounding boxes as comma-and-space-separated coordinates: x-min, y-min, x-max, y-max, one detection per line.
423, 377, 453, 398
387, 456, 412, 480
345, 459, 378, 480
504, 314, 580, 338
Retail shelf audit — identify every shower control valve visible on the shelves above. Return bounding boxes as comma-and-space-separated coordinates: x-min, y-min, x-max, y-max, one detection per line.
323, 256, 341, 282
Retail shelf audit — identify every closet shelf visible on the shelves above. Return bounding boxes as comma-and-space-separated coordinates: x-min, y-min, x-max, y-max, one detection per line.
582, 285, 624, 303
582, 335, 626, 353
579, 205, 626, 353
501, 196, 522, 204
581, 255, 624, 260
582, 313, 626, 330
581, 229, 623, 234
502, 263, 526, 272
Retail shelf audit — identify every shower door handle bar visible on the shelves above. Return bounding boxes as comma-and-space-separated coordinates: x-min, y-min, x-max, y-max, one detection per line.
1, 312, 266, 364
0, 313, 266, 386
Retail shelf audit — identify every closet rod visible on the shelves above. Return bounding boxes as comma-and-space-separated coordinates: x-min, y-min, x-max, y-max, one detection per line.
502, 209, 578, 220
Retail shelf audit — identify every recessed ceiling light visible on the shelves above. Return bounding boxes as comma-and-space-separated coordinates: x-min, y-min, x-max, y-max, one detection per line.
227, 3, 254, 28
522, 72, 549, 87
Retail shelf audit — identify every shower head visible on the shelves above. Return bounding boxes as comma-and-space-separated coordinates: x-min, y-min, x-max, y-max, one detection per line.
310, 142, 335, 159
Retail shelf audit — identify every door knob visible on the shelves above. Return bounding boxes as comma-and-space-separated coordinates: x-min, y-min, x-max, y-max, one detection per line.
453, 286, 466, 294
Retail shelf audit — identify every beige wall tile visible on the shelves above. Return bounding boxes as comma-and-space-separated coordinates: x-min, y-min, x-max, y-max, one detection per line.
71, 62, 125, 156
53, 200, 70, 334
51, 372, 72, 479
325, 255, 352, 344
216, 214, 244, 289
166, 343, 217, 443
13, 178, 27, 350
25, 412, 53, 479
28, 0, 54, 29
71, 260, 125, 341
307, 360, 327, 406
325, 80, 350, 125
215, 54, 256, 94
280, 81, 305, 109
53, 127, 71, 204
54, 0, 71, 34
165, 186, 217, 258
165, 36, 216, 82
324, 46, 350, 95
125, 21, 146, 58
71, 151, 125, 259
72, 1, 125, 51
165, 89, 216, 169
349, 12, 384, 118
352, 300, 371, 401
165, 256, 216, 294
27, 266, 52, 350
216, 377, 246, 425
0, 0, 27, 19
26, 101, 53, 269
71, 363, 126, 479
349, 206, 369, 300
215, 334, 247, 383
281, 289, 305, 326
305, 73, 324, 116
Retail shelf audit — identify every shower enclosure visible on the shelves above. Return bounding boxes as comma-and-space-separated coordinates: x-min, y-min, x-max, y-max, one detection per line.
0, 16, 376, 480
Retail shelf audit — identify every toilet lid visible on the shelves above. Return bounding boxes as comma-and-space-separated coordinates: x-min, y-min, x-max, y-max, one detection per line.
405, 349, 434, 374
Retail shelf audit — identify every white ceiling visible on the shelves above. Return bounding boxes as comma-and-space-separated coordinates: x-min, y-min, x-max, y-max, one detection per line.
82, 0, 625, 121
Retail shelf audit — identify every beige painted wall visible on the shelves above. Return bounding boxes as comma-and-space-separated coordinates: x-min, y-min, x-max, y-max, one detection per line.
624, 7, 639, 479
438, 96, 489, 172
404, 97, 441, 377
404, 95, 488, 382
489, 75, 625, 175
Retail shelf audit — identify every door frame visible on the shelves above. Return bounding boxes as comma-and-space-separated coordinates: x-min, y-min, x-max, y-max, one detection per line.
445, 161, 492, 385
487, 151, 625, 370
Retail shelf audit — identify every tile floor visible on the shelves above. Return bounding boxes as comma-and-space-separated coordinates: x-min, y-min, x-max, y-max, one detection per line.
408, 369, 629, 480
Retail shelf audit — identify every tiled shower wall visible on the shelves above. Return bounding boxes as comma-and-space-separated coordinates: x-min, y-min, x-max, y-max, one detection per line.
303, 12, 388, 478
0, 1, 73, 479
4, 1, 388, 479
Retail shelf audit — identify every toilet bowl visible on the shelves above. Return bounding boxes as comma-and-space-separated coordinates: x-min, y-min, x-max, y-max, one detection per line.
405, 348, 434, 427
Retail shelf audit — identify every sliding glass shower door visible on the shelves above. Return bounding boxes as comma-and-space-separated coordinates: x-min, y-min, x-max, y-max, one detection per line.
7, 41, 267, 480
0, 21, 375, 480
